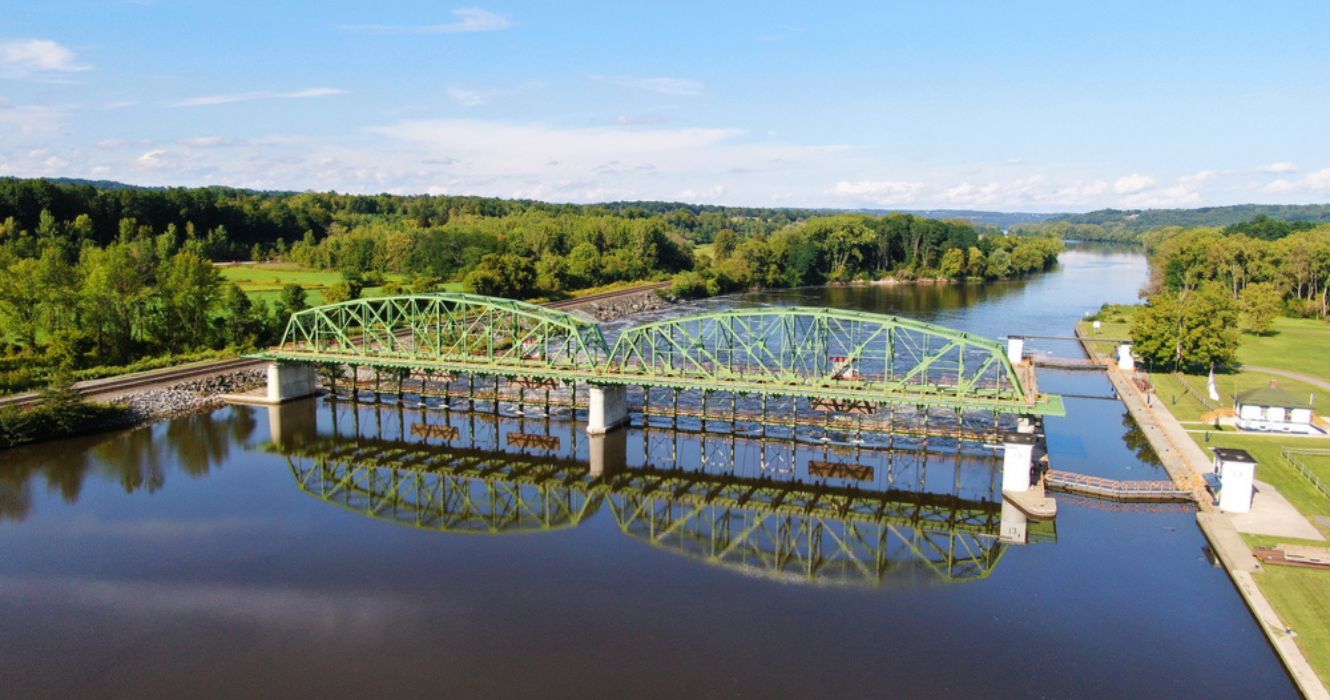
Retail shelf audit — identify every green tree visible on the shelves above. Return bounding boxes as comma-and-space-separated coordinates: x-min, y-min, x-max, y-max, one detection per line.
565, 242, 602, 288
463, 254, 538, 298
1238, 281, 1283, 334
0, 258, 43, 351
965, 246, 986, 277
938, 248, 965, 278
221, 282, 263, 348
1131, 283, 1240, 371
154, 250, 223, 351
80, 243, 150, 363
713, 229, 739, 260
323, 280, 358, 305
985, 249, 1012, 279
274, 284, 309, 321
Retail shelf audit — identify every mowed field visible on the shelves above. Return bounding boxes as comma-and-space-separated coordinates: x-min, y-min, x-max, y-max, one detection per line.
216, 263, 460, 305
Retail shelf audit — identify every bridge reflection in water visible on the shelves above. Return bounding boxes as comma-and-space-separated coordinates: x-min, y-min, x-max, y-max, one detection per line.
268, 399, 1054, 587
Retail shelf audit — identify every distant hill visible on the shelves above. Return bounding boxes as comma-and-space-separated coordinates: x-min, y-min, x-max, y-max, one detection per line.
861, 209, 1061, 228
1045, 203, 1330, 232
47, 177, 158, 191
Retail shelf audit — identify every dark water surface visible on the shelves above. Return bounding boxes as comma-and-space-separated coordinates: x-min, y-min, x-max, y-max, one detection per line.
0, 246, 1296, 698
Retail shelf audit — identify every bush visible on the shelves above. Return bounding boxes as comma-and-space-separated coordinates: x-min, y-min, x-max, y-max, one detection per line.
669, 271, 710, 299
0, 392, 130, 448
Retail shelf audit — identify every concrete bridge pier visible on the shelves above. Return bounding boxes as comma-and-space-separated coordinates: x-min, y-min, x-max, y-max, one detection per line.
267, 362, 319, 403
267, 396, 318, 448
1006, 336, 1025, 365
1002, 432, 1037, 492
587, 383, 629, 435
588, 428, 628, 478
999, 498, 1028, 545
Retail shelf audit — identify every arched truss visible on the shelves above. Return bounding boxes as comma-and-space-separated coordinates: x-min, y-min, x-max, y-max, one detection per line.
276, 436, 1008, 584
611, 499, 1005, 586
605, 307, 1028, 406
284, 440, 602, 534
261, 294, 1064, 415
278, 294, 609, 371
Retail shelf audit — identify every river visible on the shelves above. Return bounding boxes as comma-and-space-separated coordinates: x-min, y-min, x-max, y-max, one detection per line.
0, 245, 1297, 697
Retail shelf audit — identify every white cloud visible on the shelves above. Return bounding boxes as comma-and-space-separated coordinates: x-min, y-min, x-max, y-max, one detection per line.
135, 148, 169, 169
1179, 169, 1221, 185
829, 179, 925, 205
343, 8, 513, 34
1258, 161, 1297, 174
1265, 168, 1330, 194
591, 75, 704, 96
95, 138, 124, 150
370, 119, 746, 174
180, 136, 228, 147
1119, 170, 1219, 207
0, 98, 63, 136
678, 185, 727, 202
446, 86, 487, 107
1112, 173, 1156, 195
175, 87, 346, 107
0, 38, 90, 76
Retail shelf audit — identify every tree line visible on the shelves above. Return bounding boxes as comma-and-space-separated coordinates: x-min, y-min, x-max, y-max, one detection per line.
671, 214, 1062, 298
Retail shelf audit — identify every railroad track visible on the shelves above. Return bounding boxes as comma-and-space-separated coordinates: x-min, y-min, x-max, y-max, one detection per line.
0, 282, 669, 411
544, 282, 668, 309
0, 357, 266, 411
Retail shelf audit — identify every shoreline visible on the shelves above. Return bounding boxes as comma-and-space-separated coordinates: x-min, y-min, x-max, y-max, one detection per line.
1076, 325, 1329, 699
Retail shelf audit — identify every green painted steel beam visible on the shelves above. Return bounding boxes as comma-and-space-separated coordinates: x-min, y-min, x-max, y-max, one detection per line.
259, 293, 1065, 416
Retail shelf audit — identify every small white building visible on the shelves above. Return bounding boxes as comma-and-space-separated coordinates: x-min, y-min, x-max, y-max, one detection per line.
1234, 382, 1319, 434
1209, 447, 1257, 514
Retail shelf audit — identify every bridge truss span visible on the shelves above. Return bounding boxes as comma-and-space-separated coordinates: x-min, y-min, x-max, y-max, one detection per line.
277, 294, 609, 372
606, 307, 1037, 408
258, 293, 1064, 417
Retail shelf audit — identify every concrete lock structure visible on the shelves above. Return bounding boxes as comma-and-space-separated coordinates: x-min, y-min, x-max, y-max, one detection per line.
1117, 343, 1135, 371
1006, 336, 1024, 365
1002, 432, 1037, 493
1212, 447, 1257, 514
587, 384, 629, 435
267, 362, 318, 403
998, 498, 1028, 545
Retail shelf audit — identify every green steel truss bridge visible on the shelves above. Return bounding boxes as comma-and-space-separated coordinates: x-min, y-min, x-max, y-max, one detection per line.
258, 294, 1064, 417
278, 435, 1010, 586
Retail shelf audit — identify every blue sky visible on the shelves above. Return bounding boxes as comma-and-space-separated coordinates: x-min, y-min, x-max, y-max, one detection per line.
3, 1, 1329, 211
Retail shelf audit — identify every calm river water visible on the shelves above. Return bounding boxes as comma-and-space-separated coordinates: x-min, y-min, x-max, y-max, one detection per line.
0, 245, 1297, 697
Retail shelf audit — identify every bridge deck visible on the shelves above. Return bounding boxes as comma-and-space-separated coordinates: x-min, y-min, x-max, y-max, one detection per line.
261, 349, 1066, 416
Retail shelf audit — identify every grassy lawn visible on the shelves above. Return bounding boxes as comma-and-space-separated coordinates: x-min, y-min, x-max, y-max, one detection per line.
216, 262, 433, 305
1150, 371, 1330, 424
1253, 566, 1330, 688
1237, 317, 1330, 383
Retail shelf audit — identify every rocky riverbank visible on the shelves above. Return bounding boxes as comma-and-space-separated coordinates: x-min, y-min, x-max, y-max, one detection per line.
573, 290, 672, 321
109, 368, 267, 427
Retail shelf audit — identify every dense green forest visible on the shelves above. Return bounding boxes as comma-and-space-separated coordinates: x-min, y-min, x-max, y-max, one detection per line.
1127, 220, 1330, 370
0, 177, 1060, 393
670, 213, 1060, 297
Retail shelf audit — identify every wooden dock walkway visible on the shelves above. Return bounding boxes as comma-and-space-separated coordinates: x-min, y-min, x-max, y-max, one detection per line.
1045, 469, 1195, 502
